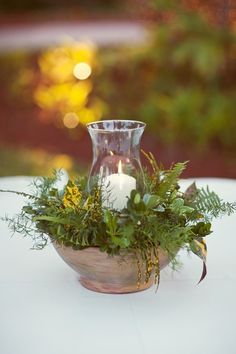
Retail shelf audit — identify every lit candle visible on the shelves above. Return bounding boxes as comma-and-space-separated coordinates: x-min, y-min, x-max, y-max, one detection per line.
101, 151, 131, 175
102, 160, 136, 210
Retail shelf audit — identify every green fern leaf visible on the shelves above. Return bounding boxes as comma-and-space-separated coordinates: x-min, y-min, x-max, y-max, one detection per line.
194, 186, 236, 219
157, 162, 187, 198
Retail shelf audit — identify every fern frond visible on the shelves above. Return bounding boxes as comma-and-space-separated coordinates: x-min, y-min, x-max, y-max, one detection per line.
157, 162, 188, 198
194, 186, 236, 219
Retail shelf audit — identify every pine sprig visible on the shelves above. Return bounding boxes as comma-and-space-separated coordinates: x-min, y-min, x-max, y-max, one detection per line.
0, 189, 39, 200
3, 214, 48, 250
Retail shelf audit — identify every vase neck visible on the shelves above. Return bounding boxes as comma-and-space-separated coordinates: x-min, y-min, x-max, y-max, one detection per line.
87, 120, 145, 161
89, 130, 144, 161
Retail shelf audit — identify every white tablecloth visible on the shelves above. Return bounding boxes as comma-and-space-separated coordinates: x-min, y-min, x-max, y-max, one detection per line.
0, 176, 236, 354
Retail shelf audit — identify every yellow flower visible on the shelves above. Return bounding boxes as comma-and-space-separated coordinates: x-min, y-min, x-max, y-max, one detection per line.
63, 183, 81, 209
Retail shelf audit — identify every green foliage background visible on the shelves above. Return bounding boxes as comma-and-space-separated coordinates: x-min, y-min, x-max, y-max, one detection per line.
0, 0, 235, 178
96, 0, 236, 151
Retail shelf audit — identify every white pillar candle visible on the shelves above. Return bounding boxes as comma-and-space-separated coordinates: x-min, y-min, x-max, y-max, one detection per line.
102, 161, 136, 210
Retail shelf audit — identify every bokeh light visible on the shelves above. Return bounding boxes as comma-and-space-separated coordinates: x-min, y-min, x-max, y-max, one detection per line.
0, 147, 78, 177
52, 154, 73, 170
63, 112, 79, 128
73, 62, 92, 80
30, 41, 105, 127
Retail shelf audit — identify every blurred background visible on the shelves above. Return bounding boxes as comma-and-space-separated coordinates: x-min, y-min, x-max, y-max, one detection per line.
0, 0, 235, 178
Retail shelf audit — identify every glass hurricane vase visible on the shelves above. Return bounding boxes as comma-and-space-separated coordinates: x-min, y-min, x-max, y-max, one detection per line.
87, 120, 146, 210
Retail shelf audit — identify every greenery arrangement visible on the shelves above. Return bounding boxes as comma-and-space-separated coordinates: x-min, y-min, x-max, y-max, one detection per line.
1, 153, 235, 288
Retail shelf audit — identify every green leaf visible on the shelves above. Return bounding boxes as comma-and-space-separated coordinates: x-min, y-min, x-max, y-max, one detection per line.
130, 190, 138, 200
104, 209, 112, 225
33, 215, 69, 224
135, 201, 146, 212
171, 198, 184, 208
110, 223, 134, 249
122, 224, 134, 239
192, 222, 212, 237
143, 194, 160, 209
134, 193, 141, 204
154, 205, 165, 212
111, 235, 130, 248
170, 198, 194, 216
104, 209, 119, 237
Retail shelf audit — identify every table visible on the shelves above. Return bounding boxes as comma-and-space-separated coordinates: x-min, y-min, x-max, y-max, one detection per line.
0, 176, 236, 354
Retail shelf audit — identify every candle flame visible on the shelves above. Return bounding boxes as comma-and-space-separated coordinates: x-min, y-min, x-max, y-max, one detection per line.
118, 160, 123, 174
109, 151, 114, 156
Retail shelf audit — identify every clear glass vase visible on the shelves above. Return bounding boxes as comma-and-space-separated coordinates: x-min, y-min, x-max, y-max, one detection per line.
87, 120, 146, 210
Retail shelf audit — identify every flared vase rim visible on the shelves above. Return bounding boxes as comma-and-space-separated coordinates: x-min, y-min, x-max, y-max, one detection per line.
86, 119, 146, 133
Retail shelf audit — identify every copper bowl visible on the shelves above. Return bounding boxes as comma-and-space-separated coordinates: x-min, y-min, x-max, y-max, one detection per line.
53, 245, 170, 294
